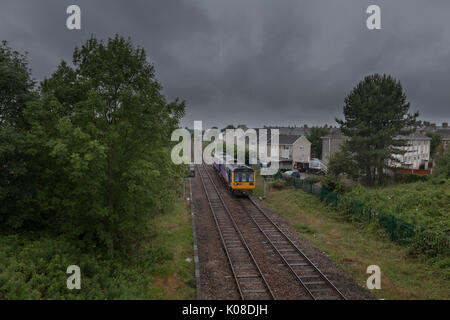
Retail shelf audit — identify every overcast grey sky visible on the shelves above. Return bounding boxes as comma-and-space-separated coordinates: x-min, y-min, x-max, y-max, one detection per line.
1, 0, 449, 128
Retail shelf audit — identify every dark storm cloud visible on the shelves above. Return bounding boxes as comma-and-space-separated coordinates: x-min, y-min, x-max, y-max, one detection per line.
1, 0, 449, 128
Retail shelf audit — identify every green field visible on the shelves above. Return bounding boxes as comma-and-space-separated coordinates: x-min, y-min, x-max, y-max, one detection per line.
0, 197, 195, 300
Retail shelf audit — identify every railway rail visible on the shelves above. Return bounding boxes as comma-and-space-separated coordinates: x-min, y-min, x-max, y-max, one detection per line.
197, 164, 275, 300
237, 196, 346, 300
200, 163, 346, 300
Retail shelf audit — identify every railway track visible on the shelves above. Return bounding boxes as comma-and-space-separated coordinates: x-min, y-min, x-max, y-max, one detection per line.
199, 163, 346, 300
237, 196, 346, 300
197, 164, 275, 300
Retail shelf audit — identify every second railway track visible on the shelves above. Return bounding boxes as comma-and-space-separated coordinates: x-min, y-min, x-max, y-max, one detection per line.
237, 196, 346, 300
198, 164, 275, 300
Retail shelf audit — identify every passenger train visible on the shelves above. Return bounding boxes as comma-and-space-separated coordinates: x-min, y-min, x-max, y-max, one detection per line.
212, 152, 255, 195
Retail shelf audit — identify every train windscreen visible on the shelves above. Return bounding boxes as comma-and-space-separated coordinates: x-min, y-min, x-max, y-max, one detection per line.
234, 170, 254, 182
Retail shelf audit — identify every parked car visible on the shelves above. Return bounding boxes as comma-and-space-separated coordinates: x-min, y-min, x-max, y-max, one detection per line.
282, 170, 300, 179
308, 158, 327, 175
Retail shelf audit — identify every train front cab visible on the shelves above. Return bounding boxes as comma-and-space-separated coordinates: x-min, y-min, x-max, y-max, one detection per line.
231, 169, 255, 195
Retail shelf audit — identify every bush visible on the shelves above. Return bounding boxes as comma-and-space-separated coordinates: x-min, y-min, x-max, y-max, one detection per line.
304, 176, 321, 184
344, 180, 449, 256
271, 179, 287, 190
395, 173, 429, 184
433, 150, 450, 179
411, 230, 450, 258
322, 175, 346, 194
0, 236, 128, 299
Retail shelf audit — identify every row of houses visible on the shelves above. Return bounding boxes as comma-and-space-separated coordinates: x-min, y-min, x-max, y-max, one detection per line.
321, 129, 433, 170
208, 122, 449, 171
256, 122, 449, 171
321, 122, 450, 170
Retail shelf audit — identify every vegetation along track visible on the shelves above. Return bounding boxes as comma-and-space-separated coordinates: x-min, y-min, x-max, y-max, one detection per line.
197, 164, 275, 300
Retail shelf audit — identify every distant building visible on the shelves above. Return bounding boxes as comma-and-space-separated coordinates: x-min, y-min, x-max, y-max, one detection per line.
321, 129, 350, 165
265, 133, 311, 170
320, 129, 431, 170
390, 133, 431, 170
418, 122, 450, 153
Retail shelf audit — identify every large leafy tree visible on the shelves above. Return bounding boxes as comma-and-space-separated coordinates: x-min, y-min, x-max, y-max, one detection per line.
1, 36, 185, 255
0, 41, 35, 126
0, 42, 37, 229
425, 132, 442, 158
39, 35, 185, 253
336, 74, 418, 185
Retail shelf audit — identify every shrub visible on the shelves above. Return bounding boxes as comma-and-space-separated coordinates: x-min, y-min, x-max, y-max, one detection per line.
304, 176, 321, 184
271, 179, 287, 190
322, 175, 346, 194
0, 235, 158, 299
394, 173, 429, 184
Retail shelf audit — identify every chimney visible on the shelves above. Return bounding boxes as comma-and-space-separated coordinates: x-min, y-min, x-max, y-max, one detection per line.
443, 122, 448, 128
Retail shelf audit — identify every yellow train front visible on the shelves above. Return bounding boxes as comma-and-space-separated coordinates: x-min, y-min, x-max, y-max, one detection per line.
213, 154, 255, 196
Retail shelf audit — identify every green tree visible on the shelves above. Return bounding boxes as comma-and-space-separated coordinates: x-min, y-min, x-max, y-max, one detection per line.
336, 74, 418, 185
41, 35, 185, 253
425, 132, 442, 157
433, 150, 450, 179
307, 126, 330, 159
327, 150, 357, 178
0, 42, 37, 230
0, 41, 35, 126
1, 36, 185, 255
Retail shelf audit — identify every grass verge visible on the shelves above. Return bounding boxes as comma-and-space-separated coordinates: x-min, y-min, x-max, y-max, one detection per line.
259, 185, 449, 300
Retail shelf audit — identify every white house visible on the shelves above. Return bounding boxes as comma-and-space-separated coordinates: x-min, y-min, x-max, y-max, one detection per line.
391, 133, 431, 170
322, 130, 431, 170
267, 134, 311, 170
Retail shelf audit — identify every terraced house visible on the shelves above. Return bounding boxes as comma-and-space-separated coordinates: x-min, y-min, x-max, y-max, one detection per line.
321, 129, 431, 170
391, 133, 431, 170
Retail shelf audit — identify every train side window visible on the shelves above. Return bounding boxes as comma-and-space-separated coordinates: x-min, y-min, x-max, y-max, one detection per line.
249, 173, 254, 182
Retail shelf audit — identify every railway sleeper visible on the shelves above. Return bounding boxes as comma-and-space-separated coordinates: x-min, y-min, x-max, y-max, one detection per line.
242, 289, 266, 293
303, 281, 326, 285
298, 275, 320, 279
236, 274, 261, 278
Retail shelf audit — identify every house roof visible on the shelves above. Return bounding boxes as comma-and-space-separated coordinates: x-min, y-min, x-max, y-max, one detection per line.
322, 129, 431, 141
436, 129, 450, 140
255, 127, 307, 145
278, 135, 302, 145
418, 125, 450, 140
321, 128, 347, 139
395, 133, 431, 141
255, 127, 310, 136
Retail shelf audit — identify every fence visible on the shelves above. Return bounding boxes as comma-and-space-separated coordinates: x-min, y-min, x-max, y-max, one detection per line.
279, 174, 449, 256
